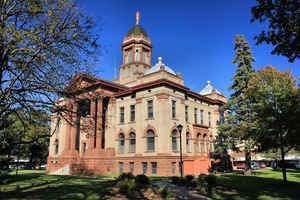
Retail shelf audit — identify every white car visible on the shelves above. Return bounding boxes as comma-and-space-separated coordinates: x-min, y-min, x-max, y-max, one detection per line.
295, 163, 300, 169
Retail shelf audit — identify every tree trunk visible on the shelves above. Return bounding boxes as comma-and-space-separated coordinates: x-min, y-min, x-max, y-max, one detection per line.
244, 150, 252, 176
280, 133, 287, 184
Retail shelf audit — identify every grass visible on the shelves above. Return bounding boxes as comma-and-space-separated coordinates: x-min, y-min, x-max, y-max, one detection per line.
210, 169, 300, 200
1, 170, 116, 200
1, 169, 300, 200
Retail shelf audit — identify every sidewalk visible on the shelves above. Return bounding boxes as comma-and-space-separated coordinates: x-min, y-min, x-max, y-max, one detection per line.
152, 180, 213, 200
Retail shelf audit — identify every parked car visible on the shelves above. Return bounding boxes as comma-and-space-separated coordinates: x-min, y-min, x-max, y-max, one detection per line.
236, 163, 245, 169
259, 163, 266, 168
251, 162, 259, 169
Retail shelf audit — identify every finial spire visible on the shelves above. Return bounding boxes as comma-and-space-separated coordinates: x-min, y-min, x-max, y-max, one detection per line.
136, 10, 140, 25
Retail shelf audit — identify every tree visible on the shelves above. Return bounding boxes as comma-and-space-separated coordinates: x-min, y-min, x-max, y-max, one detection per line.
219, 34, 256, 175
251, 0, 300, 62
0, 0, 101, 143
247, 65, 300, 184
0, 109, 50, 169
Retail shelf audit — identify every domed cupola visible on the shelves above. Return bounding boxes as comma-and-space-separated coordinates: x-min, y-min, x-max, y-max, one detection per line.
126, 24, 148, 38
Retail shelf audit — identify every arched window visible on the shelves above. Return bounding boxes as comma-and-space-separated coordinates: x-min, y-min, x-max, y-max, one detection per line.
118, 133, 125, 153
209, 136, 214, 152
129, 132, 136, 153
143, 52, 146, 63
172, 130, 178, 151
135, 49, 139, 61
196, 133, 201, 153
186, 132, 191, 153
203, 134, 207, 153
146, 130, 155, 152
54, 139, 59, 155
128, 52, 132, 63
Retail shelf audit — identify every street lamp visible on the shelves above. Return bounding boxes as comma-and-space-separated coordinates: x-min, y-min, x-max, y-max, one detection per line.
177, 124, 183, 178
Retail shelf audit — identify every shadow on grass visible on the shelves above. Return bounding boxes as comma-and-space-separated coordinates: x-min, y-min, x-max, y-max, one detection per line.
0, 175, 115, 200
214, 172, 300, 200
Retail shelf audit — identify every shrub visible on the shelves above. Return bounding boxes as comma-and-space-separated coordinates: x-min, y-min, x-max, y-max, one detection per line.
0, 156, 11, 181
116, 172, 135, 182
117, 178, 137, 197
135, 174, 150, 189
159, 186, 173, 199
184, 175, 196, 187
171, 176, 180, 185
205, 174, 217, 187
196, 174, 217, 194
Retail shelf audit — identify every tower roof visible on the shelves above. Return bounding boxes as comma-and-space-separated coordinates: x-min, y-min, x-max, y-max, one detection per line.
145, 57, 176, 75
200, 80, 222, 95
126, 24, 148, 37
126, 11, 148, 38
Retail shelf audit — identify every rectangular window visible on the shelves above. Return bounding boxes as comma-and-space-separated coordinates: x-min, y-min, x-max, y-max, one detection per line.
120, 107, 124, 123
147, 100, 153, 118
136, 65, 139, 72
151, 162, 157, 175
194, 108, 198, 124
142, 162, 147, 174
128, 67, 131, 77
119, 162, 123, 174
200, 110, 204, 125
130, 162, 134, 174
208, 112, 211, 127
219, 111, 224, 125
128, 52, 132, 63
130, 105, 135, 122
144, 66, 147, 74
122, 68, 126, 77
143, 52, 146, 63
172, 100, 176, 118
185, 105, 189, 122
172, 162, 177, 174
83, 142, 86, 154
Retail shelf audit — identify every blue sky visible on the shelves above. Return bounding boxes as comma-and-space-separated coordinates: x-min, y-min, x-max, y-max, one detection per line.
82, 0, 300, 97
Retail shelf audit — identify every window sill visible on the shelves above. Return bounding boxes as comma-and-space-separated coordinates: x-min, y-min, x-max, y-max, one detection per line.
172, 118, 178, 121
146, 118, 154, 120
172, 150, 179, 153
145, 150, 155, 153
128, 121, 136, 124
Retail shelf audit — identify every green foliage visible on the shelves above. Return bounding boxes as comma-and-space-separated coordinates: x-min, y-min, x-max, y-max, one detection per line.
247, 65, 300, 183
0, 110, 50, 168
135, 174, 150, 189
184, 175, 196, 187
196, 174, 217, 195
116, 178, 137, 198
159, 186, 173, 199
218, 34, 256, 172
0, 0, 101, 144
115, 173, 151, 197
251, 0, 300, 62
0, 156, 12, 180
116, 172, 135, 182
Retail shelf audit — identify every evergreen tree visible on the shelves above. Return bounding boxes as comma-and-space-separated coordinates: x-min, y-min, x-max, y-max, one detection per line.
219, 35, 256, 175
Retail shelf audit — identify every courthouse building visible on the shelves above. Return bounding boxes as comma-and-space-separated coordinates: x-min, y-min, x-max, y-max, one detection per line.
47, 12, 226, 176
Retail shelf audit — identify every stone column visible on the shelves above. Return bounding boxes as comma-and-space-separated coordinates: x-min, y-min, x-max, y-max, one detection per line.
88, 99, 96, 151
96, 97, 103, 149
70, 100, 78, 151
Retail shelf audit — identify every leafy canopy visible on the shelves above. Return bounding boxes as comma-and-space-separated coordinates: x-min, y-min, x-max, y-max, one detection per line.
0, 0, 101, 139
251, 0, 300, 62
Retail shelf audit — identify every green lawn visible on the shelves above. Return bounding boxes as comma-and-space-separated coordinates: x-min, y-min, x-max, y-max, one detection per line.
1, 169, 300, 200
211, 169, 300, 200
1, 170, 116, 200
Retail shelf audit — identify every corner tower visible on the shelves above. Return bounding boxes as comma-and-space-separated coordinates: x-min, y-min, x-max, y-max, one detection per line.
119, 11, 152, 86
